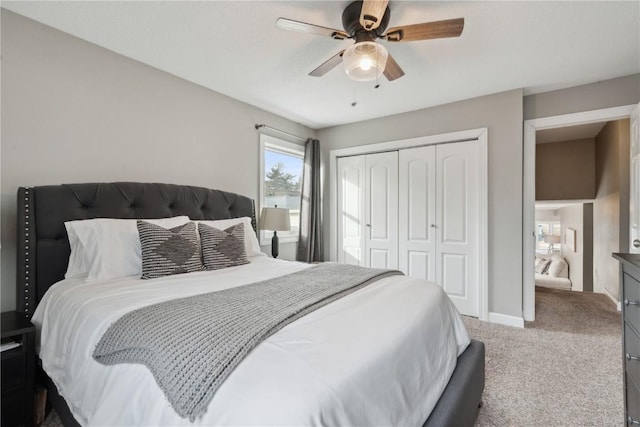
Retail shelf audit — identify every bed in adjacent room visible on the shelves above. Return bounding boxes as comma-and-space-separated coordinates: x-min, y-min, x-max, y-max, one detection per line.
16, 182, 484, 426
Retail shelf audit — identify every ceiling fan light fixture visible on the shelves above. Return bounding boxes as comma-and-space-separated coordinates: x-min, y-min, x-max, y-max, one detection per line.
343, 41, 388, 81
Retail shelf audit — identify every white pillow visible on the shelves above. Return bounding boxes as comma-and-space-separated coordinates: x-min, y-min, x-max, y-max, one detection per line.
535, 258, 552, 274
534, 256, 548, 272
65, 216, 190, 280
192, 217, 263, 258
548, 258, 568, 278
65, 225, 91, 278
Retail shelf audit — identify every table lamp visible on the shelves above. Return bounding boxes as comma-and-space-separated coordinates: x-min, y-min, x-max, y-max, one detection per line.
544, 234, 561, 255
259, 206, 291, 258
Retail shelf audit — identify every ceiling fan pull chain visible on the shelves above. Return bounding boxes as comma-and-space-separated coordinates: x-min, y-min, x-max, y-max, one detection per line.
351, 84, 358, 107
374, 41, 381, 89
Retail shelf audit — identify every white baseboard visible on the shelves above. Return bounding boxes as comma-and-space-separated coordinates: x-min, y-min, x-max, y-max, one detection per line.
489, 312, 525, 328
602, 287, 620, 308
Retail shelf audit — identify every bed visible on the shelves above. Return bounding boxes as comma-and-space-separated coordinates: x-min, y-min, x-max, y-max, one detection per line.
16, 182, 484, 426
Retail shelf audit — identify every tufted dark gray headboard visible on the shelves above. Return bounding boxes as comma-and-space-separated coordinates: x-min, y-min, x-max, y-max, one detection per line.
16, 182, 256, 318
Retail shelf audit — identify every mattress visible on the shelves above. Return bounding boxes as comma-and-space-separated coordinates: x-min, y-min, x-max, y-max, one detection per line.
32, 257, 470, 426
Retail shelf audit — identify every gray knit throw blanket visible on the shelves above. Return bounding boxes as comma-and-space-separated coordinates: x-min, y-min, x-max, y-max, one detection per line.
93, 263, 402, 421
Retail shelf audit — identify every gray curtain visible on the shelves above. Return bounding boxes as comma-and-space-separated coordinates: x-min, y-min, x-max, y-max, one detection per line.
296, 138, 323, 262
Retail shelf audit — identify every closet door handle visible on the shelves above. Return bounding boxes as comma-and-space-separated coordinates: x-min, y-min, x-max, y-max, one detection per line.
627, 353, 640, 362
625, 299, 640, 307
366, 224, 371, 227
430, 224, 437, 228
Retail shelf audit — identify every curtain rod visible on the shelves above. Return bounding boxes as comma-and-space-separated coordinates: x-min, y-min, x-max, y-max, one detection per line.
255, 124, 306, 142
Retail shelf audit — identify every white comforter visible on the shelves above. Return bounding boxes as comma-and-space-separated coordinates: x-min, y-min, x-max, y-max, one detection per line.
32, 257, 470, 426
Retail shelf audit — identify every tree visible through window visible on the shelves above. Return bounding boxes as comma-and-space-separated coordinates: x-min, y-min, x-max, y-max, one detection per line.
260, 134, 304, 244
265, 162, 301, 197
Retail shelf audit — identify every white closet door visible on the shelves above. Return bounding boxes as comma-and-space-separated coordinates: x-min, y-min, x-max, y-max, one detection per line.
399, 146, 436, 280
365, 151, 399, 269
436, 141, 480, 317
337, 156, 366, 266
630, 103, 640, 253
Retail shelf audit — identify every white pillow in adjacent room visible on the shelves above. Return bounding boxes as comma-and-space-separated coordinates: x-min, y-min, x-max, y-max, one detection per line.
534, 256, 548, 273
192, 217, 263, 258
64, 216, 190, 280
535, 258, 552, 274
548, 257, 568, 278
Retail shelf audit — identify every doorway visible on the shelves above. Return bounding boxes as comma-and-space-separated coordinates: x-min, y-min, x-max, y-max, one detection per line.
523, 104, 638, 321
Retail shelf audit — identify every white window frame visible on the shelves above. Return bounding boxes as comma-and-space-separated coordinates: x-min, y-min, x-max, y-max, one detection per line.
259, 133, 305, 245
535, 220, 561, 255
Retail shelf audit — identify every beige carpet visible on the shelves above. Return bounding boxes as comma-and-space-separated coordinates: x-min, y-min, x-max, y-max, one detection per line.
43, 287, 622, 426
468, 287, 623, 426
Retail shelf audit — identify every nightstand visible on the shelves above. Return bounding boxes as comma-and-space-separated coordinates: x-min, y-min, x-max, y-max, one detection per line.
1, 311, 35, 427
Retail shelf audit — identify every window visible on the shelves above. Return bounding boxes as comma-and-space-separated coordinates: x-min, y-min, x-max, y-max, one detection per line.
535, 221, 561, 254
259, 134, 305, 245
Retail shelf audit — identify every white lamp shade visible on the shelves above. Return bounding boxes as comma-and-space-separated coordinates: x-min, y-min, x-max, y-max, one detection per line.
544, 235, 561, 244
343, 41, 388, 82
259, 207, 291, 231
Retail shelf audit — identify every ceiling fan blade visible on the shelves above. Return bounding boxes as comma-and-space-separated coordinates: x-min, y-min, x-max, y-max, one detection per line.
385, 18, 464, 42
359, 0, 389, 31
309, 50, 345, 77
276, 18, 349, 40
383, 53, 405, 81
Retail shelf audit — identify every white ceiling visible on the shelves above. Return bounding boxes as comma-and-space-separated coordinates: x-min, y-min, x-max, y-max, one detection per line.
3, 1, 639, 129
536, 122, 607, 144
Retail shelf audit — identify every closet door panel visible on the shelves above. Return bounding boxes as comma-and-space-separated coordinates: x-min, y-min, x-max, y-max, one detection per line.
369, 165, 391, 240
399, 146, 436, 280
337, 156, 366, 266
441, 253, 467, 297
408, 251, 429, 280
370, 250, 389, 268
441, 155, 467, 243
436, 141, 479, 317
365, 151, 399, 269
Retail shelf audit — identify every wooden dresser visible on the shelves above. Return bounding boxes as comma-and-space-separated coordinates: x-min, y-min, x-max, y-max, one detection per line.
613, 253, 640, 426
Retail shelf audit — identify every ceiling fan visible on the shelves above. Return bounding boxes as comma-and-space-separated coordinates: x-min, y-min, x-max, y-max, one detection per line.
276, 0, 464, 82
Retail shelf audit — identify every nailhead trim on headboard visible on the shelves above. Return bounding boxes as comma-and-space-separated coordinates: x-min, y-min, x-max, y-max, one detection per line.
16, 183, 257, 319
21, 187, 32, 318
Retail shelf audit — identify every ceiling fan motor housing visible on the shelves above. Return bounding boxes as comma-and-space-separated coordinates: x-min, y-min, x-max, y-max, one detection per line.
276, 0, 463, 81
342, 1, 390, 38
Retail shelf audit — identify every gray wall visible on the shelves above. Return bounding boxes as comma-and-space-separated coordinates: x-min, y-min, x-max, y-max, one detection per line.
0, 10, 311, 311
593, 120, 628, 299
536, 138, 595, 200
318, 89, 524, 318
524, 74, 640, 120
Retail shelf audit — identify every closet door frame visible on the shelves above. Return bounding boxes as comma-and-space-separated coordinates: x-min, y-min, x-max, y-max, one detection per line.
330, 128, 489, 321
